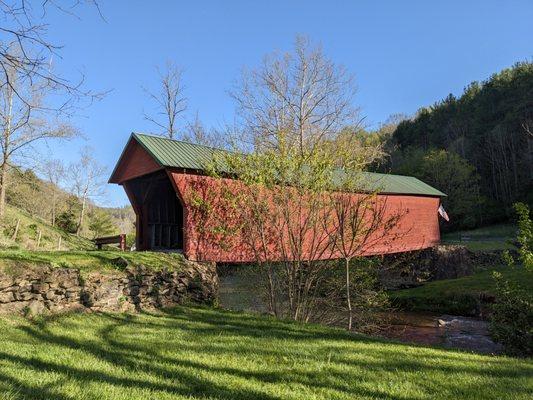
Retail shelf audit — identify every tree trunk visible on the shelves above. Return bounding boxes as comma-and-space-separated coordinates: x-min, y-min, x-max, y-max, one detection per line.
0, 161, 8, 217
51, 191, 56, 226
0, 84, 13, 218
346, 257, 353, 331
77, 195, 87, 236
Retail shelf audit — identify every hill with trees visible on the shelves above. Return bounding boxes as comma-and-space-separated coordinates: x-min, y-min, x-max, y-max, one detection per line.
380, 62, 533, 230
0, 163, 134, 251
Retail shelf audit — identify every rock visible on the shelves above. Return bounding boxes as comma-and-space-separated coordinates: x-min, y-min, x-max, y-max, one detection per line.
44, 290, 58, 301
27, 300, 46, 315
31, 283, 50, 293
0, 276, 13, 290
16, 291, 34, 301
0, 291, 15, 303
0, 258, 217, 314
112, 257, 129, 269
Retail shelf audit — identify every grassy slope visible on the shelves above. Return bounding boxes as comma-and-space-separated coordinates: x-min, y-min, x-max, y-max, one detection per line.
0, 306, 531, 400
0, 205, 93, 251
0, 250, 188, 274
390, 223, 524, 315
390, 266, 533, 315
441, 223, 517, 251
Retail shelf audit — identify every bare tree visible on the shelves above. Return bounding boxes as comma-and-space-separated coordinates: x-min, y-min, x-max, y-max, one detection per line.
209, 37, 390, 323
183, 112, 226, 147
68, 147, 106, 236
40, 158, 65, 226
144, 62, 187, 139
0, 50, 77, 217
325, 189, 402, 330
230, 36, 361, 155
0, 1, 103, 110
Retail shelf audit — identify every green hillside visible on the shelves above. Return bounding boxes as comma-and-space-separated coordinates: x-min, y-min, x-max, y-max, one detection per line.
0, 205, 94, 251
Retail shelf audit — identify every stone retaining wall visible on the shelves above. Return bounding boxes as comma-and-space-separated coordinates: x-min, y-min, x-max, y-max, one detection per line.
0, 259, 218, 315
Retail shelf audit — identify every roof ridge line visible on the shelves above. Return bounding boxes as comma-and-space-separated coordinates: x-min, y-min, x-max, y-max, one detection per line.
132, 132, 228, 153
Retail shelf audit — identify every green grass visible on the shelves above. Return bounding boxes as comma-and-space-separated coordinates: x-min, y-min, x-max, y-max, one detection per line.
0, 250, 187, 274
441, 223, 517, 251
0, 205, 94, 251
0, 306, 531, 399
390, 266, 533, 315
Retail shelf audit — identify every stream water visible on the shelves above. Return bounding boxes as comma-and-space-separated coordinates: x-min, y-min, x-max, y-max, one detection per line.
218, 273, 503, 354
380, 311, 503, 354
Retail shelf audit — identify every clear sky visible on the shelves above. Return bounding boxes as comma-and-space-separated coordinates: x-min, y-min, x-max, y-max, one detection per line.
41, 0, 533, 207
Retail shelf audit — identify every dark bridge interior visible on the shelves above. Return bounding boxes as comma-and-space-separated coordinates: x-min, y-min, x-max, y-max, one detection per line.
124, 170, 183, 251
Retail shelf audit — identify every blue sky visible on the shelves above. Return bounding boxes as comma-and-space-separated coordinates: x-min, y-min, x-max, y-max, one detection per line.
42, 0, 533, 207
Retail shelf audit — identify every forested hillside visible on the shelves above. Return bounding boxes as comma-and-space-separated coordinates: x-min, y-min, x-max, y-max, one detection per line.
0, 164, 134, 249
383, 62, 533, 230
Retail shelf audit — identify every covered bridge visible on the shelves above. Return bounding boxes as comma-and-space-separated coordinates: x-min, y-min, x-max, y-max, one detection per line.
109, 133, 446, 262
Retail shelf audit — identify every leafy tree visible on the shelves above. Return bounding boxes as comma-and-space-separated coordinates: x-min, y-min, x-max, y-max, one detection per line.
88, 209, 116, 239
388, 62, 533, 226
56, 196, 82, 234
395, 149, 482, 229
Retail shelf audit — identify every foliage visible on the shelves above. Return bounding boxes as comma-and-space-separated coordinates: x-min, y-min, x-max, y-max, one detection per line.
0, 307, 531, 399
394, 148, 482, 230
320, 257, 390, 333
513, 203, 533, 269
88, 209, 117, 238
387, 62, 533, 227
56, 195, 82, 234
125, 233, 136, 249
490, 203, 533, 356
490, 271, 532, 357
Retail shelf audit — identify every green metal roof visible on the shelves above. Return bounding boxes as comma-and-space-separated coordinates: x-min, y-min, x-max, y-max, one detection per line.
133, 132, 225, 170
130, 132, 445, 197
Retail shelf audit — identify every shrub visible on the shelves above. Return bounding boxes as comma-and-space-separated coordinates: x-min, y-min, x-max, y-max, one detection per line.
490, 203, 533, 356
490, 272, 532, 356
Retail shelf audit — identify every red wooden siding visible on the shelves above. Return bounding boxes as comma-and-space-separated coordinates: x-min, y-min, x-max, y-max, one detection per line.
169, 171, 441, 263
110, 140, 161, 184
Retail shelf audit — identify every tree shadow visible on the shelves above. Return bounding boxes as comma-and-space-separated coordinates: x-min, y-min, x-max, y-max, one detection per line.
0, 307, 530, 400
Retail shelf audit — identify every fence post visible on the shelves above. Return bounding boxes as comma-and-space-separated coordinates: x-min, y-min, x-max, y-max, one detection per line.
12, 219, 20, 241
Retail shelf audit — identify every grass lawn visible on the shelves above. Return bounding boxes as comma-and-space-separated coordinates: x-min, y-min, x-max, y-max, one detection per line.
0, 306, 531, 400
0, 250, 187, 274
390, 266, 533, 315
441, 223, 517, 251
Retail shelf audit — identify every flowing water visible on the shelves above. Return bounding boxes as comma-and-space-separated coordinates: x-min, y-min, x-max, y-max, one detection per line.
380, 311, 503, 354
218, 271, 502, 354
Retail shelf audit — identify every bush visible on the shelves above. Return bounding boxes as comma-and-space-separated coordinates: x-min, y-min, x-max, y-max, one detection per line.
490, 272, 532, 356
490, 203, 533, 356
56, 211, 78, 234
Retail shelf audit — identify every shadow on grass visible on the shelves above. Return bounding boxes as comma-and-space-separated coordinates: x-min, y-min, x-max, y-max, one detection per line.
0, 307, 530, 400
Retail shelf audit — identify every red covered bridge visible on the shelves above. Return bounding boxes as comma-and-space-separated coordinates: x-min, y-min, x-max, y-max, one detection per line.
109, 133, 446, 262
